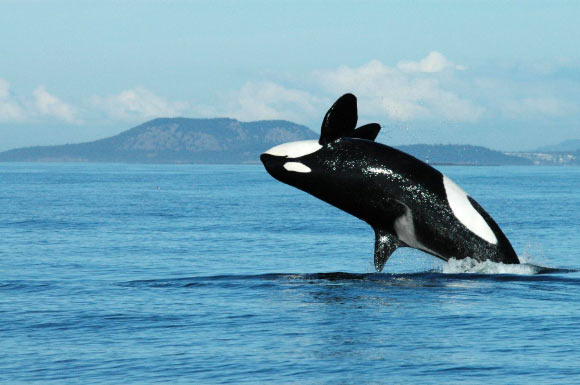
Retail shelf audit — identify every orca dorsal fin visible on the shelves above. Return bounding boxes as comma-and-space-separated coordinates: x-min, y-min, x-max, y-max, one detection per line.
319, 93, 358, 145
373, 228, 399, 272
351, 123, 381, 141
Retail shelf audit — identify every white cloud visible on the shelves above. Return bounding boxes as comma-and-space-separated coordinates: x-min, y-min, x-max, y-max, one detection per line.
231, 81, 321, 122
33, 86, 80, 123
3, 50, 576, 132
502, 97, 577, 118
397, 51, 467, 73
0, 78, 26, 122
474, 76, 580, 119
93, 87, 188, 121
315, 57, 483, 122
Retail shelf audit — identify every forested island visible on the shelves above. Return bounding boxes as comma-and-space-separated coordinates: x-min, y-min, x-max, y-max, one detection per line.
0, 118, 577, 165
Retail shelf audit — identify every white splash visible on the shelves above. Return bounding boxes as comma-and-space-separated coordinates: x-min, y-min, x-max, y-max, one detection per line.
264, 140, 321, 158
283, 162, 311, 173
442, 257, 540, 275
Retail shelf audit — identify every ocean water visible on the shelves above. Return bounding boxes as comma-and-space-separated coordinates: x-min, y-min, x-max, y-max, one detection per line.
0, 163, 579, 384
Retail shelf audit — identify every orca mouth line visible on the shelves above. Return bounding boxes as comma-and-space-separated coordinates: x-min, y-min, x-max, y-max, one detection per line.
121, 266, 580, 288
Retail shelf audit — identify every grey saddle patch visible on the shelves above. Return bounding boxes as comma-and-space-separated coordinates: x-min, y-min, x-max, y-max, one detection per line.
393, 206, 441, 258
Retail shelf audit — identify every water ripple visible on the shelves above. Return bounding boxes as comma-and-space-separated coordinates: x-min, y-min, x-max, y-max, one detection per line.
121, 267, 580, 289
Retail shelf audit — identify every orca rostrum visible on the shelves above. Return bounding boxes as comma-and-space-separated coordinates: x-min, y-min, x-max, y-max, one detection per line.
260, 93, 520, 271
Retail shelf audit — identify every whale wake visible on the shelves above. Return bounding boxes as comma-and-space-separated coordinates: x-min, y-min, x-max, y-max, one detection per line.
440, 257, 574, 275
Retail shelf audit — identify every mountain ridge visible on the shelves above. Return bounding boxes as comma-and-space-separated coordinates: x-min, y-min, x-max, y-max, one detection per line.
0, 117, 577, 165
535, 139, 580, 152
0, 118, 317, 164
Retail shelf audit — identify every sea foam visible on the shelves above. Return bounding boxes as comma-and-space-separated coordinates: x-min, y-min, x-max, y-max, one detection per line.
441, 257, 542, 275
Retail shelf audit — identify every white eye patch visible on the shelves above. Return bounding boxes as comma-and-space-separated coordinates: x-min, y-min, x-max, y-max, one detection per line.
265, 140, 322, 158
283, 162, 311, 173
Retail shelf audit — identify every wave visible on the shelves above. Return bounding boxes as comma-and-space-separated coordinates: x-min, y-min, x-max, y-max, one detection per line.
123, 264, 580, 288
440, 257, 573, 275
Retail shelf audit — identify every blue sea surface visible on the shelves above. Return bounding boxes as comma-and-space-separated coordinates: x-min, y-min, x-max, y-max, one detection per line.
1, 163, 579, 384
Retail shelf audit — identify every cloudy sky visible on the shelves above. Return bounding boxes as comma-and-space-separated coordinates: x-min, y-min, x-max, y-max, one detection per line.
1, 0, 579, 151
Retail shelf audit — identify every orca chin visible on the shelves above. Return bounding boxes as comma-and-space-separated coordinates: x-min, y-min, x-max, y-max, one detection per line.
260, 153, 285, 178
259, 153, 278, 168
260, 93, 520, 271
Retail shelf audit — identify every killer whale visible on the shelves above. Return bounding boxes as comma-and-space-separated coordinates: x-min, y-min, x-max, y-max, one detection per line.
260, 94, 519, 271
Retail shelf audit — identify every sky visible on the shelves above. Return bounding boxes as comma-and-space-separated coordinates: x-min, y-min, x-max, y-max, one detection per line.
1, 0, 579, 152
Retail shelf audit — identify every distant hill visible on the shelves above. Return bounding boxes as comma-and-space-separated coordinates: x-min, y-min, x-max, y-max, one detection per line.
535, 139, 580, 152
0, 118, 317, 164
504, 150, 579, 166
1, 117, 577, 165
396, 144, 532, 165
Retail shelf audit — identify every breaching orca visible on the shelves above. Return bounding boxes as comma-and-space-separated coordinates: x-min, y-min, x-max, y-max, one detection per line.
260, 94, 520, 271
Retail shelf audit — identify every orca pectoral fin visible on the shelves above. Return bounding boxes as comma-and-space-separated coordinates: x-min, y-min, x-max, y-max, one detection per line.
352, 123, 381, 141
319, 93, 358, 145
374, 229, 399, 272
